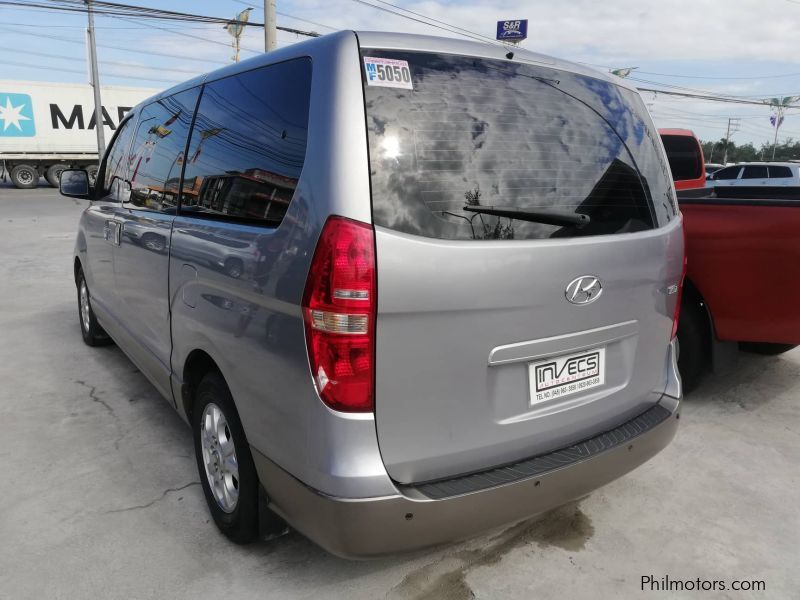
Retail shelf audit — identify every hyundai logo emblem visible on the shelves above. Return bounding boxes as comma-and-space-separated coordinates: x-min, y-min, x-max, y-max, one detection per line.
565, 276, 603, 305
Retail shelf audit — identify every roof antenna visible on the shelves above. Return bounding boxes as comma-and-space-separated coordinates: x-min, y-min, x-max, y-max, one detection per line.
506, 51, 514, 60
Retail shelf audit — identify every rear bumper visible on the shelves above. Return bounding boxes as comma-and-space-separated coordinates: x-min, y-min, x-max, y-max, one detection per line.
252, 396, 680, 559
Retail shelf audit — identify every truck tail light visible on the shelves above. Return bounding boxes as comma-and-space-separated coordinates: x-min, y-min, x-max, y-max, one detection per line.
302, 217, 376, 412
671, 241, 687, 340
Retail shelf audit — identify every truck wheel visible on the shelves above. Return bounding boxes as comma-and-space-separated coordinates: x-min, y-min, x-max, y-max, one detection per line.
677, 296, 710, 394
45, 164, 68, 188
739, 342, 798, 356
192, 371, 259, 544
86, 165, 99, 186
10, 164, 38, 189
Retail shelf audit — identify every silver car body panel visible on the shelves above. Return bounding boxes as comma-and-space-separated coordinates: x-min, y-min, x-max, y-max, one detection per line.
373, 219, 683, 483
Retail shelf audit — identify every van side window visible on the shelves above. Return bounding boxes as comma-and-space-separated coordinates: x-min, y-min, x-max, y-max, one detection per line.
713, 166, 741, 180
100, 116, 135, 201
741, 166, 768, 179
180, 58, 312, 226
768, 166, 793, 178
126, 87, 200, 212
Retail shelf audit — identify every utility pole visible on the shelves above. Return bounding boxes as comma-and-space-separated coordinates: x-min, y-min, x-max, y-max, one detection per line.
85, 0, 105, 158
264, 0, 277, 51
722, 118, 739, 165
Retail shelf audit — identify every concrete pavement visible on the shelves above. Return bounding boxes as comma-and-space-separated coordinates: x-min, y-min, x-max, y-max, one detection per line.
0, 184, 796, 599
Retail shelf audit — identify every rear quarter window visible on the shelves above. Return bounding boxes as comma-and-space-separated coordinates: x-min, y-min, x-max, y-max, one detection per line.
361, 50, 676, 241
768, 166, 793, 178
180, 58, 312, 226
660, 134, 703, 181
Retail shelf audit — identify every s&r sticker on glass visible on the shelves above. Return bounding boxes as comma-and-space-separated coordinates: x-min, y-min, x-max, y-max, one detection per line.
363, 57, 413, 90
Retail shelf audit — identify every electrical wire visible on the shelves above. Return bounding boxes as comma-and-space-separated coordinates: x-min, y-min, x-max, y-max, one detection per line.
0, 43, 204, 75
229, 0, 338, 32
0, 0, 319, 36
5, 58, 180, 83
0, 25, 231, 65
108, 15, 262, 56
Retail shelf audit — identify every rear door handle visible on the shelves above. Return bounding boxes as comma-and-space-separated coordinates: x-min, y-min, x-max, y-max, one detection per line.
104, 220, 122, 246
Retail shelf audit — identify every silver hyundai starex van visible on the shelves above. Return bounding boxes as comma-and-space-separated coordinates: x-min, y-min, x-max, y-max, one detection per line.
62, 31, 684, 558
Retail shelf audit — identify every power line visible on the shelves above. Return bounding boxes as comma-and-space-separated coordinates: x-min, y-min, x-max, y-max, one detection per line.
0, 43, 203, 75
5, 58, 179, 83
583, 61, 800, 81
0, 19, 215, 29
0, 25, 231, 65
354, 0, 497, 44
631, 76, 800, 100
638, 86, 795, 107
229, 0, 338, 32
109, 15, 262, 55
350, 0, 498, 47
0, 0, 319, 36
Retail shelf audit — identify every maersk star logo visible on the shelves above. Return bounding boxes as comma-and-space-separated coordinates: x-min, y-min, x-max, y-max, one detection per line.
0, 93, 35, 137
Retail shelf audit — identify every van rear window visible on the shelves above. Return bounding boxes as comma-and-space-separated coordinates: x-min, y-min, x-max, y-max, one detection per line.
361, 50, 676, 241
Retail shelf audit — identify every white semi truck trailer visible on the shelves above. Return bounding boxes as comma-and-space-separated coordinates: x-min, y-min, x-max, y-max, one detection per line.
0, 80, 158, 189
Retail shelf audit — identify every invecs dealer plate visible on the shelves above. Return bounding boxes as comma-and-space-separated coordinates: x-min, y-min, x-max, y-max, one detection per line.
529, 348, 605, 405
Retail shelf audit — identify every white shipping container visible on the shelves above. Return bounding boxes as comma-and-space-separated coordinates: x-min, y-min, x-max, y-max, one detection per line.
0, 80, 159, 188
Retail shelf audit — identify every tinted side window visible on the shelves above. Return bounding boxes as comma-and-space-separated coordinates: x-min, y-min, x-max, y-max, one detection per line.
100, 116, 135, 200
126, 88, 200, 212
660, 134, 703, 181
714, 166, 741, 180
181, 58, 312, 226
769, 166, 793, 178
742, 166, 768, 179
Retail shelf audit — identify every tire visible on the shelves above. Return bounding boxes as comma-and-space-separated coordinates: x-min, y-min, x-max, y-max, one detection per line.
45, 163, 67, 188
739, 342, 798, 356
10, 164, 38, 189
192, 372, 259, 544
676, 296, 710, 394
76, 270, 112, 347
86, 165, 99, 187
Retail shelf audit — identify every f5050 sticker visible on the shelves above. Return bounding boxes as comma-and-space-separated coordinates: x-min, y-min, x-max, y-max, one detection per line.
363, 57, 413, 90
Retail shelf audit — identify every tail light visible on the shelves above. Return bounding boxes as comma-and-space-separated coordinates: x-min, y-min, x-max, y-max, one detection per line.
302, 216, 376, 412
671, 234, 687, 339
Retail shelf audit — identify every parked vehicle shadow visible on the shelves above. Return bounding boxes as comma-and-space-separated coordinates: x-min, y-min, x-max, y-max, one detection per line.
684, 348, 800, 411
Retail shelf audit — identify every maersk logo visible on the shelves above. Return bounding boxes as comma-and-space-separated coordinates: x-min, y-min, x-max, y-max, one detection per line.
0, 93, 35, 137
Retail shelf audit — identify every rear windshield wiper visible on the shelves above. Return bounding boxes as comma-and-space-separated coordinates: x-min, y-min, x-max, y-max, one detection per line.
463, 205, 590, 228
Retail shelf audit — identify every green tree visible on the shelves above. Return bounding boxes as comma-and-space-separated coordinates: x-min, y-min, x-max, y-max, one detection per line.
701, 137, 800, 163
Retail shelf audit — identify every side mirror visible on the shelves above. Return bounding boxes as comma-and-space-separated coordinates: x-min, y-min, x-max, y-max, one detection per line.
59, 169, 91, 199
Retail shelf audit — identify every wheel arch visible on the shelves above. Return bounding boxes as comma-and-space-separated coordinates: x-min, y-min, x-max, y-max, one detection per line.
181, 349, 223, 422
73, 256, 83, 286
681, 276, 716, 340
683, 276, 714, 339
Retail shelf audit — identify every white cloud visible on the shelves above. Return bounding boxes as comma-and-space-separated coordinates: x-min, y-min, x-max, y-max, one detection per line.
293, 0, 800, 64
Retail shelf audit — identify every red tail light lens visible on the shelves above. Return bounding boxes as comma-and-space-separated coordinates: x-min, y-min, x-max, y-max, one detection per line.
671, 242, 687, 340
302, 216, 376, 412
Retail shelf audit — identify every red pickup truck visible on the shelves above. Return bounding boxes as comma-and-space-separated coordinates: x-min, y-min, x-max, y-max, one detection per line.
660, 129, 799, 390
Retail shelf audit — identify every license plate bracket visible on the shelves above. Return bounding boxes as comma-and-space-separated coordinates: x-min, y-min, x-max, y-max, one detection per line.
529, 347, 606, 406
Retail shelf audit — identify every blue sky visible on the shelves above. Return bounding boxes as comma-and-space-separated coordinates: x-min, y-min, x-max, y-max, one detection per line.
2, 0, 800, 148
